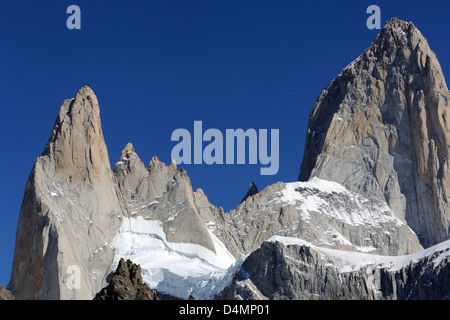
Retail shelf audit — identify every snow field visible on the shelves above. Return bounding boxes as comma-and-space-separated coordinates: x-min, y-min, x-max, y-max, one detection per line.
112, 216, 237, 299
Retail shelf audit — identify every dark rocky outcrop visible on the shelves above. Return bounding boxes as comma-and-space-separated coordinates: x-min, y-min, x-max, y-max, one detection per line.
9, 86, 124, 300
94, 259, 161, 300
240, 182, 259, 204
9, 87, 224, 300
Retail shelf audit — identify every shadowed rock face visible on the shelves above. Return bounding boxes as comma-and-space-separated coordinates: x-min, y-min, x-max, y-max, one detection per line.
9, 86, 125, 300
113, 148, 217, 253
299, 17, 450, 247
217, 238, 450, 300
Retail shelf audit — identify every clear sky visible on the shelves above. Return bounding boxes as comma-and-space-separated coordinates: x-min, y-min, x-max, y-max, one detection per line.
0, 0, 448, 288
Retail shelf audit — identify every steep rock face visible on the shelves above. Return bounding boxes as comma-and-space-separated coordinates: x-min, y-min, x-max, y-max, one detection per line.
9, 86, 124, 300
240, 182, 258, 204
218, 237, 450, 300
110, 146, 236, 299
299, 18, 450, 247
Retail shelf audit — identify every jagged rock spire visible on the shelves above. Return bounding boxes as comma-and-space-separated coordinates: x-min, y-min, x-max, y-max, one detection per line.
94, 259, 160, 300
42, 86, 111, 186
240, 182, 259, 204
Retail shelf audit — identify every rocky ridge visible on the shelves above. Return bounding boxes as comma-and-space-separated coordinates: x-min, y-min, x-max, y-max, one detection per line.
113, 143, 219, 253
240, 182, 258, 204
9, 87, 124, 300
8, 86, 226, 300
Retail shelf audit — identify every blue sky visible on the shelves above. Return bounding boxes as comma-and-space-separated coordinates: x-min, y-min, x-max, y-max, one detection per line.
0, 1, 448, 287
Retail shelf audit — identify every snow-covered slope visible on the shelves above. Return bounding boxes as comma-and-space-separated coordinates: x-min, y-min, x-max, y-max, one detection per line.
112, 216, 238, 299
220, 177, 423, 257
268, 235, 450, 272
277, 177, 405, 228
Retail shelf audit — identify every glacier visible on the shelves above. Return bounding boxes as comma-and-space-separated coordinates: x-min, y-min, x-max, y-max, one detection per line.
112, 216, 239, 299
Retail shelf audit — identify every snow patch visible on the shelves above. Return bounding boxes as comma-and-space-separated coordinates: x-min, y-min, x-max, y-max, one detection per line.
275, 177, 404, 228
141, 201, 158, 209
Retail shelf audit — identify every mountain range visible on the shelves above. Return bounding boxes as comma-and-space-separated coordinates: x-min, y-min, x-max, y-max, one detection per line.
4, 17, 450, 300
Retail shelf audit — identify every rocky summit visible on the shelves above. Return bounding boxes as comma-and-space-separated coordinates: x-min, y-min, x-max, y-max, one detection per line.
7, 18, 450, 300
299, 18, 450, 248
239, 182, 259, 204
